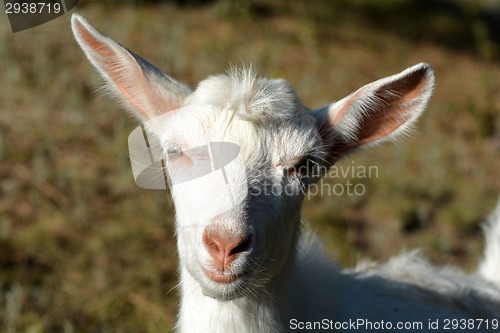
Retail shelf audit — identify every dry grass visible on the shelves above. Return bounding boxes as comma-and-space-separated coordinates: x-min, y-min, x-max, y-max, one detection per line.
1, 1, 499, 331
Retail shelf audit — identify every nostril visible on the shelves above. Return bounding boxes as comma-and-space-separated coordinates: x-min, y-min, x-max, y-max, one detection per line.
203, 230, 223, 259
229, 234, 252, 256
203, 228, 253, 269
208, 241, 220, 253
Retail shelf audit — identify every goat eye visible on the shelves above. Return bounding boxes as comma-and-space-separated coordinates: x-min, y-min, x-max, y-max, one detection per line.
284, 157, 309, 177
166, 144, 183, 159
284, 156, 322, 180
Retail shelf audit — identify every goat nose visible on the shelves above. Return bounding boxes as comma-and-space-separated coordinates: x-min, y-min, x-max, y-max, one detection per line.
203, 228, 252, 271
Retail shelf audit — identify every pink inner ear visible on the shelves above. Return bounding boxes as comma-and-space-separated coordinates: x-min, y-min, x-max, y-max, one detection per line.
356, 70, 428, 145
76, 20, 112, 59
338, 65, 429, 148
75, 22, 143, 110
75, 20, 180, 119
355, 110, 408, 146
316, 64, 434, 163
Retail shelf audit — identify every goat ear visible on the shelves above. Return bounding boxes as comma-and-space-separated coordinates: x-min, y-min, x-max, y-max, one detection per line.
312, 63, 435, 163
71, 14, 191, 121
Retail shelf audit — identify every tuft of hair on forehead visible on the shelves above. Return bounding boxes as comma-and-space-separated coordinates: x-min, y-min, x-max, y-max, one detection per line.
187, 65, 307, 123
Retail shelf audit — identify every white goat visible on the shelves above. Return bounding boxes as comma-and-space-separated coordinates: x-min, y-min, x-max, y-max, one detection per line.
71, 14, 500, 333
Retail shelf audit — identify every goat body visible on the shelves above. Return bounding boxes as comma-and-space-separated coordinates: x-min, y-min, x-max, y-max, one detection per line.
72, 14, 500, 332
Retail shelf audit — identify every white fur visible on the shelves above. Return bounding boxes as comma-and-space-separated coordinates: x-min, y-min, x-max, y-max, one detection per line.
480, 198, 500, 286
71, 14, 500, 333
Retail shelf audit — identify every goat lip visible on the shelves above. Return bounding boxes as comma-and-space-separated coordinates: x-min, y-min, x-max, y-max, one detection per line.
203, 269, 246, 283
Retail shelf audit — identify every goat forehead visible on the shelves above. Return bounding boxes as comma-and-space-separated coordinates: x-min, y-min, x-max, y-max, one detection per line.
186, 69, 306, 121
178, 72, 321, 163
151, 106, 208, 147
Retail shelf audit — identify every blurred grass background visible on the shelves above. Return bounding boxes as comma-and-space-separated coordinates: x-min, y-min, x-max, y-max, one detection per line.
1, 0, 500, 331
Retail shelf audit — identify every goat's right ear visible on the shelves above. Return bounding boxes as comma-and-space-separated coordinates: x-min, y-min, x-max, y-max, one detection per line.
71, 14, 191, 121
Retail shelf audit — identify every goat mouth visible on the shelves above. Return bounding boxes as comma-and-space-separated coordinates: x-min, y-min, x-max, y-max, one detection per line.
203, 269, 247, 283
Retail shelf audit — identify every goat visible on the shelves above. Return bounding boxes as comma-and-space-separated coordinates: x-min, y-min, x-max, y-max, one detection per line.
71, 14, 500, 333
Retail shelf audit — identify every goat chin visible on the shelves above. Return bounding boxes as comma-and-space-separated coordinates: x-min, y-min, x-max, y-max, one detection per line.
198, 278, 247, 301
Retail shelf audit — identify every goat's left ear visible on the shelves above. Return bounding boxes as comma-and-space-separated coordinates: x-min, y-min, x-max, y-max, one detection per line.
312, 63, 435, 163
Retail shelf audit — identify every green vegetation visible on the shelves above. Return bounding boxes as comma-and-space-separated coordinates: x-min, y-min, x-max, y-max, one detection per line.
1, 1, 499, 331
